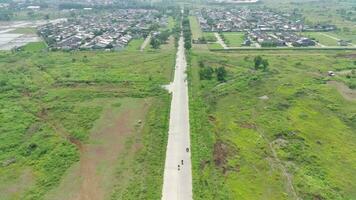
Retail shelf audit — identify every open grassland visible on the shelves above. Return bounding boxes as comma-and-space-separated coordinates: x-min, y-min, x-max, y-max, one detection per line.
167, 16, 176, 31
222, 32, 245, 47
188, 49, 356, 200
202, 32, 217, 42
207, 42, 223, 50
0, 41, 174, 199
125, 39, 145, 51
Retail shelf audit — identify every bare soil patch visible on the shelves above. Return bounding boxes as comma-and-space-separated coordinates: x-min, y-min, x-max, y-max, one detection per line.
336, 53, 356, 58
0, 168, 35, 200
213, 141, 239, 174
45, 98, 150, 200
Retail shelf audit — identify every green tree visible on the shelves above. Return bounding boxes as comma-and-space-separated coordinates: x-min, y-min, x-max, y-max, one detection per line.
199, 66, 214, 80
261, 59, 269, 71
184, 40, 192, 50
216, 67, 227, 82
254, 56, 263, 70
150, 38, 161, 49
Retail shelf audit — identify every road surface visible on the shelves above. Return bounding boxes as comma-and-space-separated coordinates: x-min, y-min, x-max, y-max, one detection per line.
161, 34, 193, 200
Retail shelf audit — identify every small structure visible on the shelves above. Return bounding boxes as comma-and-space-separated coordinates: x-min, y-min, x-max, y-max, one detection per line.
338, 40, 351, 46
328, 71, 335, 76
27, 6, 40, 10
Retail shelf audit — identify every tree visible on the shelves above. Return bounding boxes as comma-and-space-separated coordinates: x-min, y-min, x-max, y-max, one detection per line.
216, 67, 227, 82
261, 59, 269, 71
184, 40, 191, 50
199, 66, 214, 80
150, 38, 161, 49
254, 56, 263, 70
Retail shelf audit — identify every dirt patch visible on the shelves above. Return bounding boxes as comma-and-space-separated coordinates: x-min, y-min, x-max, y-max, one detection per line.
239, 122, 256, 129
327, 81, 356, 101
336, 53, 356, 58
213, 141, 239, 174
208, 114, 216, 122
45, 98, 150, 200
0, 168, 35, 199
200, 160, 211, 170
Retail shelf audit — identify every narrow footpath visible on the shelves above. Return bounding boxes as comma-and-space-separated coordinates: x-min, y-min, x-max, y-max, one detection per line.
214, 32, 229, 49
140, 34, 151, 51
161, 34, 193, 200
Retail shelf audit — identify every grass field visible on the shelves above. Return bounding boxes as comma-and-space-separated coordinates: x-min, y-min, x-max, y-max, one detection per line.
188, 49, 356, 200
207, 42, 223, 50
0, 40, 175, 199
189, 16, 203, 41
125, 39, 144, 51
202, 32, 217, 42
222, 32, 245, 47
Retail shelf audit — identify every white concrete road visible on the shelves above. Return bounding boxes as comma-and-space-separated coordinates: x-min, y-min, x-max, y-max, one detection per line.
161, 35, 193, 200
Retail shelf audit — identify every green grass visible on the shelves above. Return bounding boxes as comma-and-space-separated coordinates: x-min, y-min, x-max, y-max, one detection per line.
0, 43, 175, 199
202, 32, 217, 42
208, 42, 223, 50
189, 16, 203, 40
188, 49, 356, 199
222, 32, 245, 47
167, 16, 175, 31
125, 39, 144, 51
21, 42, 47, 52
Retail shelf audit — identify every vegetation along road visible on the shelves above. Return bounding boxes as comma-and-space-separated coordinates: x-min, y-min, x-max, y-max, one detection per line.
162, 33, 193, 200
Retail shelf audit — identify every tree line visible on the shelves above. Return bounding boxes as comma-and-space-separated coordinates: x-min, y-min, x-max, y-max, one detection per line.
182, 8, 192, 50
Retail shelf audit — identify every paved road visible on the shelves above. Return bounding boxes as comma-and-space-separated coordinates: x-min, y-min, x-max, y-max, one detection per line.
161, 34, 193, 200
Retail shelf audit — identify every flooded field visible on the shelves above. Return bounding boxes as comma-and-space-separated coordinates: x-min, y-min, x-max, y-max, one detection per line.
0, 19, 65, 50
0, 33, 40, 50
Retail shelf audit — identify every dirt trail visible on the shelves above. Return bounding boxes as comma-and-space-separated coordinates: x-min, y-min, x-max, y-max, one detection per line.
328, 81, 356, 101
214, 32, 229, 49
253, 114, 300, 200
45, 99, 149, 200
140, 34, 151, 51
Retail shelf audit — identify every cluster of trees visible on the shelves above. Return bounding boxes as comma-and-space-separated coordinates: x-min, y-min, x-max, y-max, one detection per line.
182, 9, 192, 50
150, 30, 171, 49
199, 61, 227, 82
0, 11, 13, 21
254, 56, 269, 71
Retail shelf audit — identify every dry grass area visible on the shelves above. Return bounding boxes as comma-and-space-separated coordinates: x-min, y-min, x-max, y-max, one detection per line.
44, 98, 149, 200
